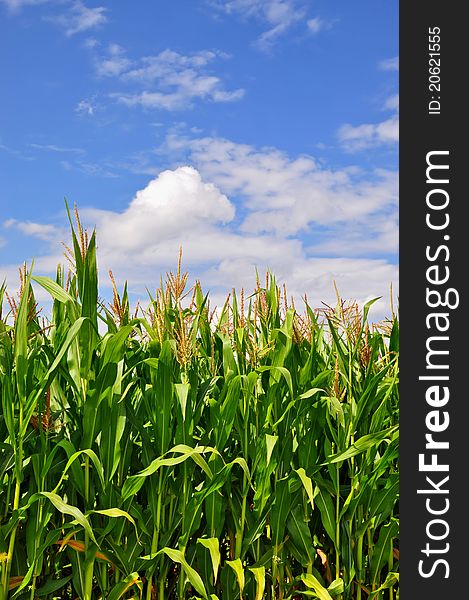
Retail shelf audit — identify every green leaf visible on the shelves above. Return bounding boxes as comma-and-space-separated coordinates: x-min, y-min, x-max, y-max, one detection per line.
295, 468, 316, 511
257, 365, 293, 399
369, 572, 399, 598
51, 448, 105, 495
158, 547, 207, 598
369, 475, 399, 527
226, 558, 245, 595
314, 481, 336, 547
197, 537, 221, 583
32, 276, 76, 306
266, 434, 278, 466
14, 265, 32, 400
107, 572, 142, 600
371, 518, 399, 587
249, 566, 266, 600
100, 324, 134, 366
301, 573, 334, 600
122, 445, 217, 501
40, 492, 97, 545
175, 382, 190, 421
286, 505, 314, 566
327, 579, 344, 597
216, 375, 241, 450
299, 388, 325, 400
323, 426, 398, 464
91, 508, 139, 539
36, 575, 73, 597
270, 476, 291, 548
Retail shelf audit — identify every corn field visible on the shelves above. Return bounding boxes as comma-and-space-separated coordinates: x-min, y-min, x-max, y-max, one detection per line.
0, 210, 399, 599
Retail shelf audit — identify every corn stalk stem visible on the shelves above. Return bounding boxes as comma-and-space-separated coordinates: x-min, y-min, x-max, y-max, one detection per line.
1, 404, 23, 600
147, 472, 163, 600
335, 460, 341, 581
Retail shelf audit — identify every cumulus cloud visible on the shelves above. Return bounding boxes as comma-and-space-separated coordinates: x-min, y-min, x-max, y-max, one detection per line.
76, 164, 396, 315
82, 166, 235, 255
2, 138, 398, 319
165, 133, 398, 241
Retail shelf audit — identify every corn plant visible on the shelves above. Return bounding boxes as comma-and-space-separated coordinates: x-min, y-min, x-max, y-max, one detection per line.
0, 207, 399, 599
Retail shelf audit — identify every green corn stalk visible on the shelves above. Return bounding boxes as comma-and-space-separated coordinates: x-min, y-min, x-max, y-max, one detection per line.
0, 211, 398, 599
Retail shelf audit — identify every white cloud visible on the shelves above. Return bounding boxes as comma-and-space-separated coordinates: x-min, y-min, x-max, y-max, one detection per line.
211, 0, 306, 50
306, 17, 323, 34
338, 115, 399, 152
4, 219, 61, 241
75, 163, 396, 315
47, 1, 107, 36
2, 141, 398, 319
95, 43, 132, 77
75, 97, 97, 116
97, 48, 245, 110
165, 133, 398, 240
379, 56, 399, 71
384, 94, 399, 112
338, 89, 399, 152
0, 0, 50, 10
0, 142, 36, 161
337, 57, 399, 152
82, 166, 235, 253
30, 143, 85, 154
121, 49, 222, 82
306, 213, 398, 257
59, 159, 118, 178
83, 36, 99, 49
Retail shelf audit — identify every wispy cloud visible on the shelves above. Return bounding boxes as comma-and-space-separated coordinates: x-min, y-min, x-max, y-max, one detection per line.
379, 56, 399, 71
383, 94, 399, 111
47, 1, 107, 36
30, 143, 85, 154
338, 88, 399, 152
75, 97, 97, 116
0, 142, 36, 161
4, 218, 61, 241
0, 0, 51, 11
95, 47, 245, 110
83, 36, 99, 49
338, 115, 399, 152
95, 43, 132, 77
59, 159, 118, 178
306, 17, 324, 34
210, 0, 307, 50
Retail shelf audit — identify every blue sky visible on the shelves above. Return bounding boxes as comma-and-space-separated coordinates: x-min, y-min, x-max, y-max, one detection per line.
0, 0, 398, 318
